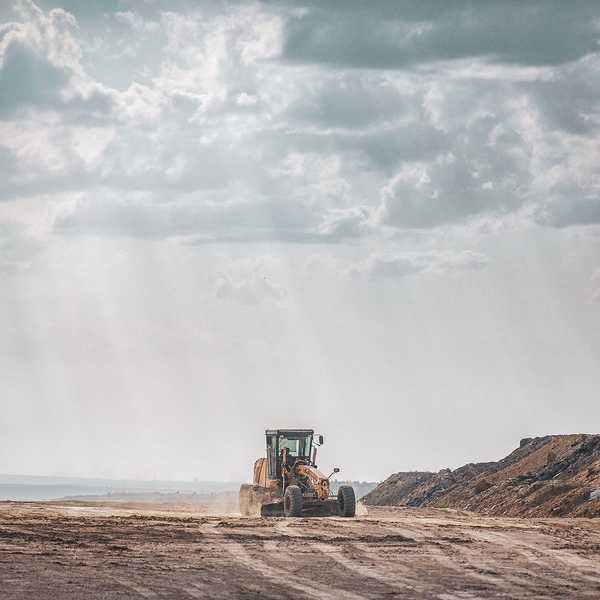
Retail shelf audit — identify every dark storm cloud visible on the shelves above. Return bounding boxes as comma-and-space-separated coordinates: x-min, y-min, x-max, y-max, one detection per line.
2, 0, 600, 240
535, 194, 600, 228
273, 0, 600, 69
520, 58, 600, 134
286, 74, 410, 128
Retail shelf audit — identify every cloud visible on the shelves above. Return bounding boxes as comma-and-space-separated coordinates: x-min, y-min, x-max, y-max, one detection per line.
286, 73, 411, 129
0, 0, 114, 119
277, 1, 600, 69
346, 249, 488, 281
114, 11, 159, 35
318, 206, 373, 239
0, 220, 41, 273
534, 195, 600, 228
378, 151, 524, 228
52, 191, 321, 241
53, 191, 381, 243
215, 261, 285, 305
2, 0, 600, 243
520, 56, 600, 135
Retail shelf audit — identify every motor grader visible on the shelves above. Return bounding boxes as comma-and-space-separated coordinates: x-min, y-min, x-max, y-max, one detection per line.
239, 429, 356, 517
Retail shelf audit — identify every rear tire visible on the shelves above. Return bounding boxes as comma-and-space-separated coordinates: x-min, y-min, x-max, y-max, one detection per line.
337, 485, 356, 517
284, 485, 303, 517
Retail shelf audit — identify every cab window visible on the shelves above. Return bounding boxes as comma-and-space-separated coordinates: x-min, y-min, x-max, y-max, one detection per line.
279, 435, 312, 457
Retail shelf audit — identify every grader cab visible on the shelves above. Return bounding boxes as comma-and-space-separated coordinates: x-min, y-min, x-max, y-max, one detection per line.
239, 429, 356, 517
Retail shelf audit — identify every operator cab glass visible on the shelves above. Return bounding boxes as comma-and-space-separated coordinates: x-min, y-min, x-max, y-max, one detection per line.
279, 434, 312, 458
265, 429, 314, 478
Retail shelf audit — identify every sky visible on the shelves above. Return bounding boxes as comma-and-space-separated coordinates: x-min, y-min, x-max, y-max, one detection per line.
1, 0, 599, 483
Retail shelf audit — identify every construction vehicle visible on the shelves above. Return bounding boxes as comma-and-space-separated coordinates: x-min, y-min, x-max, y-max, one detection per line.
239, 429, 356, 517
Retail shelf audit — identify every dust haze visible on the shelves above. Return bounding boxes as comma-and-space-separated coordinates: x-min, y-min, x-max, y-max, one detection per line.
1, 0, 600, 506
3, 2, 600, 598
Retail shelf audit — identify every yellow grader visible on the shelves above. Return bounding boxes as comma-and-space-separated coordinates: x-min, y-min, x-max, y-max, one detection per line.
239, 429, 356, 517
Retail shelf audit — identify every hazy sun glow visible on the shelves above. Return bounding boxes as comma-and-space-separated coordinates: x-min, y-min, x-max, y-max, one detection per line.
1, 0, 599, 482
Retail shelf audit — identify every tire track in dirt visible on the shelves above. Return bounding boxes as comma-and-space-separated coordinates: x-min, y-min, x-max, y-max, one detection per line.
474, 528, 600, 587
111, 576, 158, 598
427, 522, 600, 597
453, 538, 582, 595
214, 535, 367, 600
182, 583, 215, 599
277, 519, 446, 591
354, 541, 496, 598
435, 542, 552, 596
309, 541, 414, 593
275, 518, 442, 597
325, 518, 495, 594
110, 571, 225, 600
260, 537, 406, 598
111, 564, 226, 599
297, 516, 578, 598
4, 503, 600, 599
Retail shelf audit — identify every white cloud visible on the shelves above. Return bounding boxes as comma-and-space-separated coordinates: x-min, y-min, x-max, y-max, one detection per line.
52, 191, 321, 242
1, 0, 600, 244
377, 154, 517, 228
0, 220, 41, 273
346, 249, 488, 281
236, 92, 258, 107
114, 11, 159, 35
215, 260, 285, 305
0, 0, 114, 119
318, 206, 373, 239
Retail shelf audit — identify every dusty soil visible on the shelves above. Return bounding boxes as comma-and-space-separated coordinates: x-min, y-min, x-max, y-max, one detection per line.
1, 501, 600, 599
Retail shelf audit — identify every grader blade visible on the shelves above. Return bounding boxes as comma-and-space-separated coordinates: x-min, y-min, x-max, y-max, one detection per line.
260, 501, 284, 517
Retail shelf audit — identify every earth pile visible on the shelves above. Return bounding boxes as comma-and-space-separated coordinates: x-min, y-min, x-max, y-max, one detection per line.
364, 434, 600, 517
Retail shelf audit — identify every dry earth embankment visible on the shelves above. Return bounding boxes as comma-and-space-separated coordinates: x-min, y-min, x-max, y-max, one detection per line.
364, 434, 600, 517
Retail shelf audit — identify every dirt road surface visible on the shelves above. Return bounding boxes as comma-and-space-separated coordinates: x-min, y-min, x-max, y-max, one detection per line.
1, 501, 600, 599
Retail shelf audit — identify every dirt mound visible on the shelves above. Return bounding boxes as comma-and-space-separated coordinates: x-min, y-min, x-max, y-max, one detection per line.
364, 434, 600, 517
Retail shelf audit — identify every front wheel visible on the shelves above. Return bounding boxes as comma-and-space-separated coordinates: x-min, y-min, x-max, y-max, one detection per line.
284, 485, 304, 517
337, 485, 356, 517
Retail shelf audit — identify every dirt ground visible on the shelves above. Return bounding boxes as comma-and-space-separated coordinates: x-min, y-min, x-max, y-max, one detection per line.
1, 501, 600, 599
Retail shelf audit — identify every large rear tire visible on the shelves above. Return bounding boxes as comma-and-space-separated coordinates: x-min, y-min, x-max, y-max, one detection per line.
284, 485, 303, 517
337, 485, 356, 517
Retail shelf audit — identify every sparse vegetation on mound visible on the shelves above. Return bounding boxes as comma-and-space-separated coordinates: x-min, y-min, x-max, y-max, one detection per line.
363, 434, 600, 517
